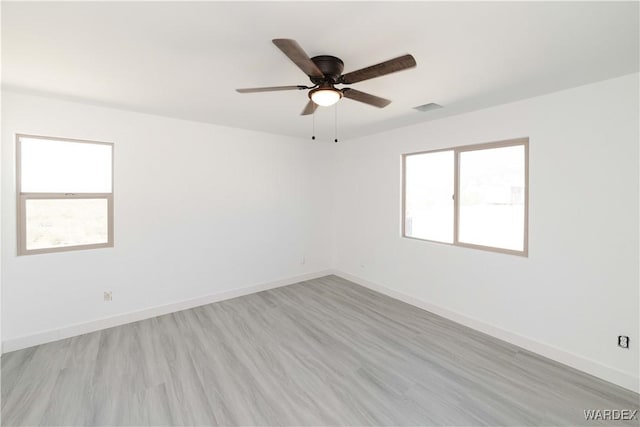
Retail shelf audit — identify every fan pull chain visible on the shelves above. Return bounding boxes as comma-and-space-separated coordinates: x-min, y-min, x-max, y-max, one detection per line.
311, 109, 316, 140
334, 104, 339, 143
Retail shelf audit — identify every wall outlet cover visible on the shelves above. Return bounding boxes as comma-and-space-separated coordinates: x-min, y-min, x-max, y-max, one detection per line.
618, 335, 629, 349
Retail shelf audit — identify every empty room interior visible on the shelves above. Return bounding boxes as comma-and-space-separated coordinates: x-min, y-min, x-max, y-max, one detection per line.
1, 1, 639, 426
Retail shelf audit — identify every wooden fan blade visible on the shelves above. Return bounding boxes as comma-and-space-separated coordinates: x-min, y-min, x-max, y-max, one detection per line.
236, 85, 306, 93
341, 54, 416, 84
342, 88, 391, 108
301, 100, 318, 115
273, 39, 324, 78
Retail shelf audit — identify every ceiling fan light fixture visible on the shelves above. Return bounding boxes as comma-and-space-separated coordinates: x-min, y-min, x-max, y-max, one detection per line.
237, 39, 417, 116
309, 86, 342, 107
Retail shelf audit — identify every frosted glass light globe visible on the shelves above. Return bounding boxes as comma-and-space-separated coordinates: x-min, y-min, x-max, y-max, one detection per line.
310, 88, 342, 107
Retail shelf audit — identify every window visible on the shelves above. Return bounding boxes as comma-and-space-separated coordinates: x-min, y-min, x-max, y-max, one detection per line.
17, 134, 114, 255
403, 138, 528, 256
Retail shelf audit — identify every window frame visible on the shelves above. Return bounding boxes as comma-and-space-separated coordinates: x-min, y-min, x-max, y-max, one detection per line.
402, 137, 529, 257
16, 134, 114, 256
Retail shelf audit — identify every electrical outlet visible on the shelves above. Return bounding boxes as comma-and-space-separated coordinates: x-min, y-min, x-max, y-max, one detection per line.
618, 335, 629, 349
104, 291, 112, 302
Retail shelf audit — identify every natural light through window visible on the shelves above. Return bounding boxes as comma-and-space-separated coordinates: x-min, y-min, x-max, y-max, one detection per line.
403, 138, 528, 255
404, 150, 454, 243
20, 137, 112, 193
458, 145, 525, 251
17, 135, 114, 255
25, 199, 109, 250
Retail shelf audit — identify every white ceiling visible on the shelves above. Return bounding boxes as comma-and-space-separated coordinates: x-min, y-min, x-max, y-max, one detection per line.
2, 1, 638, 140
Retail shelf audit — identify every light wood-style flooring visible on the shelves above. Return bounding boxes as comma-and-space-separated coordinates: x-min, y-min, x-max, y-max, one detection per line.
2, 275, 639, 426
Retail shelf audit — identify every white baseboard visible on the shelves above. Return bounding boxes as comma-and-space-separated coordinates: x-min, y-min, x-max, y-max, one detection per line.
2, 269, 333, 354
4, 269, 638, 394
332, 269, 640, 394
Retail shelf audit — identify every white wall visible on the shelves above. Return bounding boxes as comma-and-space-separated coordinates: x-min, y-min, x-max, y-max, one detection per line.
1, 90, 333, 347
332, 73, 639, 391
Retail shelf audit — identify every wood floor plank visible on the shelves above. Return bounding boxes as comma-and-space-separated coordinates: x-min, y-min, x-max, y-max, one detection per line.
2, 338, 72, 425
2, 275, 638, 426
1, 347, 37, 409
41, 361, 96, 426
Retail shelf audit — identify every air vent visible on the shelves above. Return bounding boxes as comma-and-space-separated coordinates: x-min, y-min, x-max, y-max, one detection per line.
414, 103, 443, 112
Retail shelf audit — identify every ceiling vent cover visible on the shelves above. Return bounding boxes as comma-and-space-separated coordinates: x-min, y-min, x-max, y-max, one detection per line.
414, 103, 443, 112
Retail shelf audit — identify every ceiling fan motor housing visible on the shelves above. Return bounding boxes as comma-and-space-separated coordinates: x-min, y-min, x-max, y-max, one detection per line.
310, 55, 344, 84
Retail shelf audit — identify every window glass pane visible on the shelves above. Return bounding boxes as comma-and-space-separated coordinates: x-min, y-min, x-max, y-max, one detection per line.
405, 150, 454, 243
20, 137, 112, 193
25, 199, 109, 250
458, 145, 525, 251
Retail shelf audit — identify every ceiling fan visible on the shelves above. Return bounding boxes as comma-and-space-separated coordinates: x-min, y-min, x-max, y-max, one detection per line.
236, 39, 417, 115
